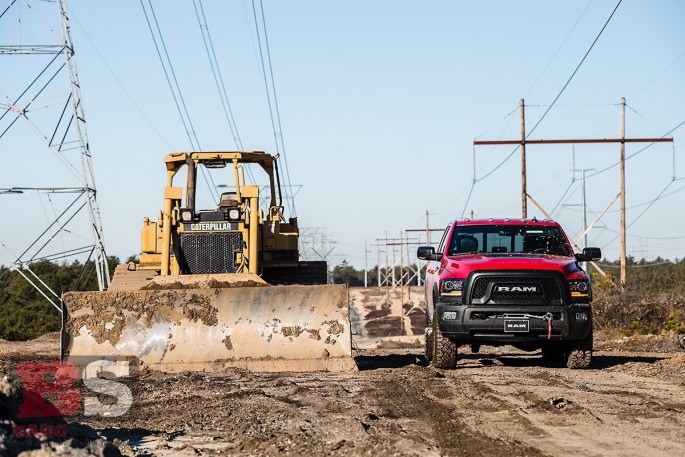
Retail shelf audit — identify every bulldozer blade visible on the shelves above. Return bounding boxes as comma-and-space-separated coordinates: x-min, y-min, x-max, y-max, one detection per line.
61, 284, 356, 372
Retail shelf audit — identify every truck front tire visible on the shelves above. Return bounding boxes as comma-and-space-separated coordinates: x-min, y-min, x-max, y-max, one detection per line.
432, 318, 458, 369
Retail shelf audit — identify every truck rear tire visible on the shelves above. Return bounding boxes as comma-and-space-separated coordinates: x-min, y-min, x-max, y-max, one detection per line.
565, 331, 593, 369
432, 318, 457, 369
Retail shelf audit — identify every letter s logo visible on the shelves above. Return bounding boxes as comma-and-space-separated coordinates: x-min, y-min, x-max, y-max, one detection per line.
83, 360, 132, 417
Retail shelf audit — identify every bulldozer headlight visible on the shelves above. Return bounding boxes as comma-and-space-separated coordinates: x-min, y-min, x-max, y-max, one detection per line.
227, 209, 241, 221
180, 209, 193, 222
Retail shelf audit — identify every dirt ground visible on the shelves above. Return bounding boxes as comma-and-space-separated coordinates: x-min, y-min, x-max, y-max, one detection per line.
1, 330, 684, 456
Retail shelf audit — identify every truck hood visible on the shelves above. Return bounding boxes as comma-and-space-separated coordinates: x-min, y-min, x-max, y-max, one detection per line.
440, 253, 582, 278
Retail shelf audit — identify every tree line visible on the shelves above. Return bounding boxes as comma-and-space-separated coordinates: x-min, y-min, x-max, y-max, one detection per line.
0, 257, 119, 341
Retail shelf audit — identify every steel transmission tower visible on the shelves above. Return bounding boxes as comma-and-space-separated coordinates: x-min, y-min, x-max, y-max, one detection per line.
0, 0, 109, 307
298, 227, 338, 263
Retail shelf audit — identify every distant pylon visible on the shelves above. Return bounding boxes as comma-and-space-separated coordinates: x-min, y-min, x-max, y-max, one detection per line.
0, 0, 109, 304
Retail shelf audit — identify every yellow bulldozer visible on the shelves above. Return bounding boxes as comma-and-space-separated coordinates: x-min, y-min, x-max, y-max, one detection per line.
61, 151, 354, 372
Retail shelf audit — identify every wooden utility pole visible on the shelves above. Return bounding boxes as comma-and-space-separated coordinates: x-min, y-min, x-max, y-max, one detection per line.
619, 97, 627, 290
425, 210, 431, 245
364, 239, 369, 288
520, 99, 527, 218
473, 98, 674, 290
406, 210, 443, 246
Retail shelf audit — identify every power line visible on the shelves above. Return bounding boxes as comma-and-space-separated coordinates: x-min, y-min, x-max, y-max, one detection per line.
524, 0, 594, 97
550, 102, 669, 216
599, 225, 685, 240
192, 0, 255, 185
193, 0, 242, 150
473, 104, 519, 172
460, 182, 476, 219
476, 0, 623, 182
140, 0, 198, 150
473, 104, 519, 142
251, 0, 295, 216
67, 9, 174, 150
586, 117, 685, 178
600, 179, 677, 250
259, 0, 294, 200
630, 49, 685, 100
550, 179, 579, 216
0, 0, 17, 21
140, 0, 219, 202
625, 104, 670, 138
525, 0, 623, 139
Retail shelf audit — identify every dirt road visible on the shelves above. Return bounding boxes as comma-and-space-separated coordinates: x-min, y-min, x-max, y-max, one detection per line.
2, 332, 684, 456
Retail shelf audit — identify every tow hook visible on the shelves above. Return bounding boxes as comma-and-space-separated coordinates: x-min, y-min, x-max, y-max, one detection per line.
543, 312, 553, 340
523, 313, 554, 340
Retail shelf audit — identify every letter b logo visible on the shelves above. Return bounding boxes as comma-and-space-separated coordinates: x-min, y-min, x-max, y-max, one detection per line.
16, 361, 81, 418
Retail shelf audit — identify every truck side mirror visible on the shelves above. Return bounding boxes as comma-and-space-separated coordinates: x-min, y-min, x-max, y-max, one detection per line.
417, 246, 440, 261
576, 247, 601, 262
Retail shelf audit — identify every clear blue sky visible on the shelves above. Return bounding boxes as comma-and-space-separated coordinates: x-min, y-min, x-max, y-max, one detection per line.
2, 0, 684, 269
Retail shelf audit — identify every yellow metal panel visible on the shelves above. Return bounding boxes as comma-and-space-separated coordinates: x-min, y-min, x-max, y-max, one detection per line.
138, 253, 161, 270
164, 186, 183, 200
241, 186, 259, 198
141, 221, 158, 253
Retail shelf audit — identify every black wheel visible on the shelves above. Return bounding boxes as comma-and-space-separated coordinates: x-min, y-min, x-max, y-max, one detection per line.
424, 311, 433, 362
541, 345, 565, 366
565, 331, 593, 369
678, 333, 685, 350
432, 317, 458, 369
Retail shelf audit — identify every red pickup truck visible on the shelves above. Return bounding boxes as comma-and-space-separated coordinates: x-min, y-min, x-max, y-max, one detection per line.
417, 218, 601, 369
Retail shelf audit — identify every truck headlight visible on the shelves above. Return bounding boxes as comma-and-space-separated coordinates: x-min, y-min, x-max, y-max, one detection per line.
440, 279, 464, 296
180, 209, 193, 222
569, 280, 589, 296
569, 281, 589, 292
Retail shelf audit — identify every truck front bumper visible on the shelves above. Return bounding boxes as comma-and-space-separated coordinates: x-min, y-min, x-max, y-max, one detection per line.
436, 302, 592, 344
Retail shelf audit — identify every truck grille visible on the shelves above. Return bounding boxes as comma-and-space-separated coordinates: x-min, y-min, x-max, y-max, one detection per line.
468, 273, 564, 305
179, 232, 243, 274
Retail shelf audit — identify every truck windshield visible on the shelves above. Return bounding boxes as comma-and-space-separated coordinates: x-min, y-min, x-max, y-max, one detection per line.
447, 225, 571, 257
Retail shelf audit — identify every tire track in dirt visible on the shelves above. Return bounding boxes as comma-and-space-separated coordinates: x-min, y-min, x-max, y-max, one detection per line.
429, 351, 685, 457
369, 369, 548, 456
